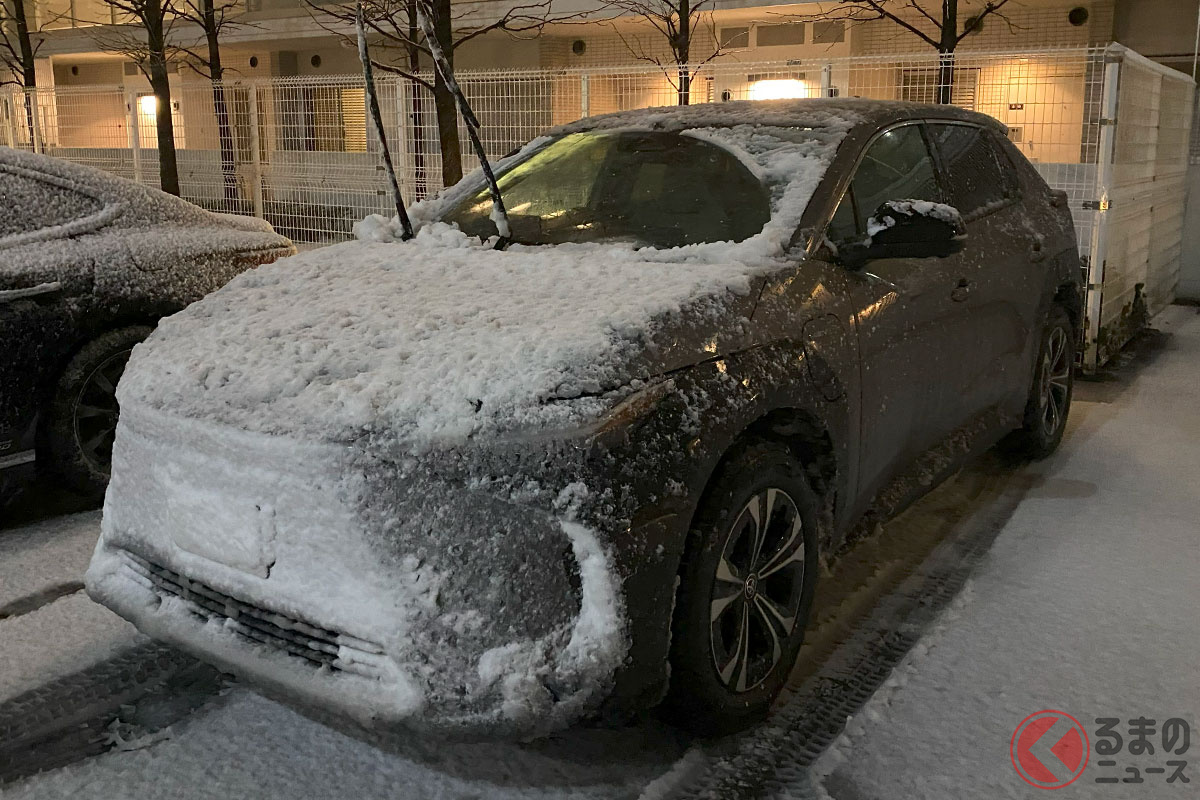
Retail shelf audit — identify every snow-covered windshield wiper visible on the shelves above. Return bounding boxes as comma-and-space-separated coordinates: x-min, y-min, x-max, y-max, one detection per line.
415, 0, 512, 249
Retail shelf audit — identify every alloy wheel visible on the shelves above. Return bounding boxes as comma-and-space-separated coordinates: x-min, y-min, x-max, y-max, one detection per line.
72, 349, 132, 474
709, 487, 807, 693
1039, 327, 1071, 439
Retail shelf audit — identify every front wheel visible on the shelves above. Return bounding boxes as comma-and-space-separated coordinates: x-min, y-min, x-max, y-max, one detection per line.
665, 441, 819, 734
1008, 306, 1074, 459
43, 326, 152, 497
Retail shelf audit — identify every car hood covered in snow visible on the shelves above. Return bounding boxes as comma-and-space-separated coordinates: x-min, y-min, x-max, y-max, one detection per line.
118, 225, 774, 450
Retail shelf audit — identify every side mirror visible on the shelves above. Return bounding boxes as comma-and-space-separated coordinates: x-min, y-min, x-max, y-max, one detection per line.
837, 200, 966, 268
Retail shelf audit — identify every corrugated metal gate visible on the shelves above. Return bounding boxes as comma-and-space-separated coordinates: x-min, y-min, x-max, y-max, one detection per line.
1, 43, 1192, 369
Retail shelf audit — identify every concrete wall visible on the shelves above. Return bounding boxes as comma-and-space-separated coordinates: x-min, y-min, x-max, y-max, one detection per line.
1114, 0, 1197, 74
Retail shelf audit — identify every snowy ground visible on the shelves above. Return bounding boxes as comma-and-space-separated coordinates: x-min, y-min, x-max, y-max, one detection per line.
3, 306, 1198, 798
0, 511, 141, 704
807, 304, 1200, 799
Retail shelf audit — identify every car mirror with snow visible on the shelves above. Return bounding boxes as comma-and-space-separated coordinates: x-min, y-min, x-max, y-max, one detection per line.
837, 199, 966, 268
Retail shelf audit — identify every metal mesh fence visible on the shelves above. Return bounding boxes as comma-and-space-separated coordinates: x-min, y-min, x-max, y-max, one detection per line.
2, 46, 1113, 245
1, 44, 1193, 368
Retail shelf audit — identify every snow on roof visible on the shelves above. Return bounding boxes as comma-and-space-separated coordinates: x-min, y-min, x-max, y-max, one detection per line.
0, 146, 214, 231
553, 97, 1004, 136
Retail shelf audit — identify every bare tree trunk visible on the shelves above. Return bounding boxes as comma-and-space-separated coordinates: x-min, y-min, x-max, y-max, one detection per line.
431, 0, 461, 187
674, 0, 691, 105
12, 0, 38, 145
201, 0, 238, 202
936, 0, 958, 105
405, 0, 427, 197
146, 0, 181, 195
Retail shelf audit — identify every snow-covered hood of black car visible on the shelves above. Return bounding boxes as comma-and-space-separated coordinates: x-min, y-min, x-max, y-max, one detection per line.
117, 224, 772, 450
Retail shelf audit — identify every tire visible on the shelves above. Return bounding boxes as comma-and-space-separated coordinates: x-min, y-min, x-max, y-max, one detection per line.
664, 440, 820, 735
43, 326, 152, 497
1008, 305, 1074, 459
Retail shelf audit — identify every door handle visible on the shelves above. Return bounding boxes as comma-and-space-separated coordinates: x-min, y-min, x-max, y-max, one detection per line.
951, 277, 971, 303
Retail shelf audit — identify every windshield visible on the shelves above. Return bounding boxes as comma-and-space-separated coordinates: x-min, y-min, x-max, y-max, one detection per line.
441, 130, 771, 249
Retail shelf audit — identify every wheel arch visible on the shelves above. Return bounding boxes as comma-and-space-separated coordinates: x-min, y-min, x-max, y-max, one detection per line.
688, 404, 842, 560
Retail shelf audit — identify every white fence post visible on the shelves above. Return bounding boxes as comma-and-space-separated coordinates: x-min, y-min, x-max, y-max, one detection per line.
1, 94, 13, 148
248, 83, 264, 219
821, 63, 833, 97
28, 90, 42, 154
1083, 52, 1121, 372
580, 73, 589, 120
125, 88, 142, 183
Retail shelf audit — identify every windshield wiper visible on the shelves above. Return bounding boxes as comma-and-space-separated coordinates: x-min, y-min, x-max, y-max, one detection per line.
415, 0, 512, 249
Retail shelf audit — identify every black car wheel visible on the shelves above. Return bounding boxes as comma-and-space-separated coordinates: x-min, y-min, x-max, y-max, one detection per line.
44, 326, 152, 497
665, 440, 819, 734
1009, 306, 1074, 459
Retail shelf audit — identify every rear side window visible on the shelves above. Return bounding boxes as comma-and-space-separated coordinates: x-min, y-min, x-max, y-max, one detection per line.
826, 124, 941, 239
0, 169, 103, 239
928, 124, 1018, 217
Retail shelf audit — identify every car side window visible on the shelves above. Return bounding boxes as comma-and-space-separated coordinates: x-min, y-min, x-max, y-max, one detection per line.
825, 124, 940, 243
826, 191, 859, 242
0, 170, 103, 240
850, 125, 941, 224
927, 124, 1017, 217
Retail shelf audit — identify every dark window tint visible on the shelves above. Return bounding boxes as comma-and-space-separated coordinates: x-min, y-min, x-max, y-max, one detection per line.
812, 21, 845, 43
0, 170, 103, 238
443, 131, 771, 249
719, 27, 750, 48
845, 124, 940, 230
826, 192, 858, 242
928, 124, 1017, 216
756, 23, 805, 46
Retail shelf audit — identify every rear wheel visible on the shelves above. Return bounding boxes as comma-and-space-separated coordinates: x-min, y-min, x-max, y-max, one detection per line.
43, 326, 152, 497
1009, 306, 1074, 459
665, 441, 819, 734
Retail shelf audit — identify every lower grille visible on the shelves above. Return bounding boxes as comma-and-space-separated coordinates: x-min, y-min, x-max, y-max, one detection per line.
123, 551, 387, 680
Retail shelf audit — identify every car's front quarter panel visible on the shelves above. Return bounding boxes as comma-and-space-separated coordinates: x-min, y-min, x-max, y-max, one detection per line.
95, 224, 290, 313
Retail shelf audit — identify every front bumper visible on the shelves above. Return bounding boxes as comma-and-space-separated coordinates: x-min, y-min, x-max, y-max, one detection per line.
86, 404, 651, 738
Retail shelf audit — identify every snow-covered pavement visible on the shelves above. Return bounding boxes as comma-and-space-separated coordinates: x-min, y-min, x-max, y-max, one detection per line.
808, 304, 1200, 798
3, 307, 1198, 799
0, 512, 141, 704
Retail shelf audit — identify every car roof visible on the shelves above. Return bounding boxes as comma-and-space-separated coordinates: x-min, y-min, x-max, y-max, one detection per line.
552, 98, 1005, 137
0, 146, 212, 223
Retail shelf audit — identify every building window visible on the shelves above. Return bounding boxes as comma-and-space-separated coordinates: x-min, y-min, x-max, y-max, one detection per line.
756, 23, 806, 47
812, 21, 845, 43
719, 27, 750, 49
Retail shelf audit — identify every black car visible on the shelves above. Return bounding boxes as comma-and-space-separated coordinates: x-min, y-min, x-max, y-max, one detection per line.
86, 100, 1079, 738
0, 149, 293, 502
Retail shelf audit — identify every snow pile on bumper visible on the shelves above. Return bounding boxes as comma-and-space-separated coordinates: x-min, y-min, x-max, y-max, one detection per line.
87, 404, 628, 737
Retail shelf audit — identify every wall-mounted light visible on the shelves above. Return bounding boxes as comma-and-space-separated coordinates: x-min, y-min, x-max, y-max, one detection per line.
748, 78, 809, 101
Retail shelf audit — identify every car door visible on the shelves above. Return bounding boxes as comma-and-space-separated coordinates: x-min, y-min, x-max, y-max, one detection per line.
825, 122, 975, 510
925, 122, 1032, 417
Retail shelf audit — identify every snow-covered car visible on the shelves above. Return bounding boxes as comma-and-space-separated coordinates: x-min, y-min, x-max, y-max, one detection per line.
0, 149, 293, 500
86, 100, 1081, 738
